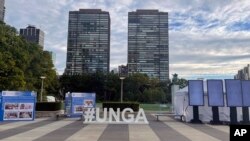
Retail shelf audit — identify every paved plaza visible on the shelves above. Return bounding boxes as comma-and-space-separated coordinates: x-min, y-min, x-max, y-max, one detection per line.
0, 114, 229, 141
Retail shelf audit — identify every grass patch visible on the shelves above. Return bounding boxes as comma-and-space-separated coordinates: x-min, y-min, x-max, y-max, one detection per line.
140, 103, 171, 111
96, 103, 171, 112
96, 103, 102, 108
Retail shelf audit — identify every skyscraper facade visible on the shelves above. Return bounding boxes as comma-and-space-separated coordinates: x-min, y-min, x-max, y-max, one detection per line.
20, 25, 45, 49
65, 9, 110, 75
0, 0, 5, 22
128, 10, 169, 81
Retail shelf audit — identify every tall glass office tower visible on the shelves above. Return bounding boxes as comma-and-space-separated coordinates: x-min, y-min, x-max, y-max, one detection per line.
128, 10, 169, 81
65, 9, 110, 75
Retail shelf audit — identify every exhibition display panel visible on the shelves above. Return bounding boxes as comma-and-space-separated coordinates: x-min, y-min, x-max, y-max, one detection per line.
65, 92, 96, 117
0, 91, 37, 121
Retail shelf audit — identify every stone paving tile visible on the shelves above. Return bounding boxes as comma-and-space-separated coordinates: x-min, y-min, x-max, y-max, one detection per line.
0, 115, 231, 141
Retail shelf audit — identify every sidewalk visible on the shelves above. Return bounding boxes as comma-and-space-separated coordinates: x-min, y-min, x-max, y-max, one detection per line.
0, 114, 229, 141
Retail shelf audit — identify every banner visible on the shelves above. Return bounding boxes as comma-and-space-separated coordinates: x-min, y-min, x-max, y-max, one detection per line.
188, 80, 204, 106
0, 91, 36, 121
64, 92, 96, 117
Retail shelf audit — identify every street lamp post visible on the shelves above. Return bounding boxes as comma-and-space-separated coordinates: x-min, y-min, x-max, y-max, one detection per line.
40, 76, 46, 102
120, 77, 125, 103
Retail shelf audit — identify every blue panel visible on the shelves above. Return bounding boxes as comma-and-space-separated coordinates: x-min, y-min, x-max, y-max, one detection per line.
241, 80, 250, 106
65, 93, 72, 116
0, 91, 36, 121
0, 92, 2, 121
83, 93, 96, 108
207, 80, 224, 106
72, 94, 85, 115
225, 79, 243, 107
66, 92, 96, 117
188, 80, 204, 106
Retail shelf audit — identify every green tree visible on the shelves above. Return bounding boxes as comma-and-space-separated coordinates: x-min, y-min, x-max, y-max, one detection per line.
171, 73, 188, 89
59, 72, 172, 103
177, 78, 188, 89
0, 22, 59, 99
105, 73, 120, 101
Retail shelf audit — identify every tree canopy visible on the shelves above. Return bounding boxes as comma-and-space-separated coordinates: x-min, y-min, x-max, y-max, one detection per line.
0, 22, 59, 100
59, 72, 172, 103
171, 73, 188, 89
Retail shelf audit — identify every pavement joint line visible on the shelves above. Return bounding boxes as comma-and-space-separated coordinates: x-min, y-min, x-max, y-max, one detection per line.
0, 118, 49, 131
205, 124, 229, 133
129, 124, 160, 141
2, 120, 75, 140
163, 120, 221, 141
66, 124, 107, 141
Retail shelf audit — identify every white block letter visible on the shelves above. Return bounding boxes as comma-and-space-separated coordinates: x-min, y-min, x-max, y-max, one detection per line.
96, 108, 107, 122
122, 108, 134, 123
135, 108, 148, 124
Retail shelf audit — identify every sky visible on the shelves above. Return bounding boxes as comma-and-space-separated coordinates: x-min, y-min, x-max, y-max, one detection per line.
4, 0, 250, 79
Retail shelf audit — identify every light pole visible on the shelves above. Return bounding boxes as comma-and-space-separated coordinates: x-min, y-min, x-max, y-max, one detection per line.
40, 76, 46, 102
120, 77, 125, 102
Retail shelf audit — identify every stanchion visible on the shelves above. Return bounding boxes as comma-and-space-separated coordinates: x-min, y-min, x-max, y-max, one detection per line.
210, 106, 222, 124
230, 107, 238, 124
241, 107, 249, 124
190, 106, 202, 123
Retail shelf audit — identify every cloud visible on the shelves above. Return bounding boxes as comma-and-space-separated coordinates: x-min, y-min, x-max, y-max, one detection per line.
167, 0, 250, 79
5, 0, 250, 80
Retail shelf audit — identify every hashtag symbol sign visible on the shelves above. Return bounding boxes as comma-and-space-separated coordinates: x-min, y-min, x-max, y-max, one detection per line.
84, 108, 95, 122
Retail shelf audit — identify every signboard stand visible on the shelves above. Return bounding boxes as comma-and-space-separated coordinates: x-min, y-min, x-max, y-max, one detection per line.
241, 107, 249, 124
207, 80, 224, 125
188, 80, 204, 124
241, 81, 250, 124
225, 79, 242, 125
64, 92, 96, 118
0, 91, 36, 121
230, 107, 238, 124
210, 106, 222, 124
190, 106, 202, 123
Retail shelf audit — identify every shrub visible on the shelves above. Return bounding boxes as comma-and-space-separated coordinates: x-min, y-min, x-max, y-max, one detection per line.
102, 102, 139, 112
36, 102, 64, 111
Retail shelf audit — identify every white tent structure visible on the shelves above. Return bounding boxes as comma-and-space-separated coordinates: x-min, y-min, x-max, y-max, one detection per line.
174, 81, 248, 123
46, 96, 56, 102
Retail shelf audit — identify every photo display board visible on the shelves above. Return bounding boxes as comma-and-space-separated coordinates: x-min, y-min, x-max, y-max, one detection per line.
65, 92, 96, 117
188, 80, 204, 106
241, 80, 250, 107
0, 91, 36, 121
64, 93, 72, 116
225, 79, 243, 107
207, 80, 224, 106
0, 93, 2, 120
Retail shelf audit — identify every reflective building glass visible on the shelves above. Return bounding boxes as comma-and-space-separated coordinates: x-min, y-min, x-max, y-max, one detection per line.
128, 10, 169, 81
65, 9, 110, 75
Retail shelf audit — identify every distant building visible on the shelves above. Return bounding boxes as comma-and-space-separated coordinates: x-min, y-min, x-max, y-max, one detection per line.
234, 64, 250, 80
127, 9, 169, 81
0, 0, 5, 22
20, 25, 45, 49
111, 68, 118, 74
48, 51, 56, 67
65, 9, 110, 75
118, 65, 128, 77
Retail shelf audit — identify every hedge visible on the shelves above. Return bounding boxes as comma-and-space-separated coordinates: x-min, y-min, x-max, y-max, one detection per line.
102, 102, 139, 112
36, 102, 64, 111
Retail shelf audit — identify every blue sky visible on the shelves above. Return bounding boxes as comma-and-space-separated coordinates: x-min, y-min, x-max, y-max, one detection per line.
4, 0, 250, 79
